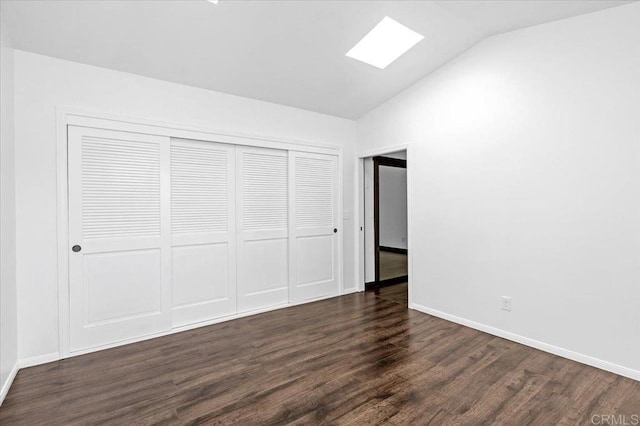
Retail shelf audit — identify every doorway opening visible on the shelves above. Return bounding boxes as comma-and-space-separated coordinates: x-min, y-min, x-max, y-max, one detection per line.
363, 150, 408, 302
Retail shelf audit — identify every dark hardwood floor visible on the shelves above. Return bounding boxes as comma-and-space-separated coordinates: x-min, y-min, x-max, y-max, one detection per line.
2, 285, 639, 425
379, 251, 408, 281
372, 281, 408, 305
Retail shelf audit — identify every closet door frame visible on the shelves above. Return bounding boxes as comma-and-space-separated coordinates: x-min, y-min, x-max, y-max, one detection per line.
56, 108, 343, 359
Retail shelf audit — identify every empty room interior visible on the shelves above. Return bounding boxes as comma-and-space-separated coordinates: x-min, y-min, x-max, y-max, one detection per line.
0, 0, 639, 424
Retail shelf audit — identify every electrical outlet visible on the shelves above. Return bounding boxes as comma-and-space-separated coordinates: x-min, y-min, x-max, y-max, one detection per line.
401, 237, 406, 243
501, 296, 511, 312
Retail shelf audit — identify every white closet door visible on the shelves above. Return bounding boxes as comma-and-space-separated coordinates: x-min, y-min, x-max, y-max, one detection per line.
68, 126, 171, 352
170, 139, 236, 327
289, 151, 340, 302
236, 147, 289, 312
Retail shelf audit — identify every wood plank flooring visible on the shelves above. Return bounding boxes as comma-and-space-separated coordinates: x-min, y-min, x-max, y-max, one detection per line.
1, 285, 639, 425
379, 251, 408, 281
372, 281, 409, 305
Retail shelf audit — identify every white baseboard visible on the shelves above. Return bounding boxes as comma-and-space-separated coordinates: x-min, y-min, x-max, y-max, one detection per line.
0, 362, 19, 405
0, 353, 60, 405
410, 303, 640, 382
18, 352, 61, 369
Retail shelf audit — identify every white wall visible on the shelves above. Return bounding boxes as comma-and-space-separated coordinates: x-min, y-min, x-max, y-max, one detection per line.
0, 10, 18, 402
13, 50, 357, 361
358, 2, 640, 378
379, 165, 407, 250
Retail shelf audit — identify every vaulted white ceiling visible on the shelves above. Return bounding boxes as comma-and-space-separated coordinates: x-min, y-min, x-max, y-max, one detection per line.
1, 0, 632, 118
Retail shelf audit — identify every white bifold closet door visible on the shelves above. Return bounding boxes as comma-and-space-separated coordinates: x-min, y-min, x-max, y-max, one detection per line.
68, 126, 340, 353
289, 151, 340, 302
170, 138, 236, 327
68, 126, 172, 352
236, 147, 289, 312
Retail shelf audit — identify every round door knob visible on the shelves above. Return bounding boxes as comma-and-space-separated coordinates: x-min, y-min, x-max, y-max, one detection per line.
333, 228, 338, 233
72, 245, 82, 253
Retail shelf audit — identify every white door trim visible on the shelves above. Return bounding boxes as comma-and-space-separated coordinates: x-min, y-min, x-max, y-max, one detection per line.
355, 144, 412, 306
56, 107, 343, 359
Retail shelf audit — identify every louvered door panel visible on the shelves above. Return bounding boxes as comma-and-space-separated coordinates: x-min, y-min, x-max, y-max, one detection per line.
295, 156, 334, 229
289, 151, 340, 302
68, 126, 171, 353
236, 147, 289, 312
171, 143, 228, 234
242, 152, 288, 231
82, 137, 161, 239
170, 139, 236, 327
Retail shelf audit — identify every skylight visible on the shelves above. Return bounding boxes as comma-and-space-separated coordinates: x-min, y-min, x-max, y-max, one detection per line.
346, 17, 424, 69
